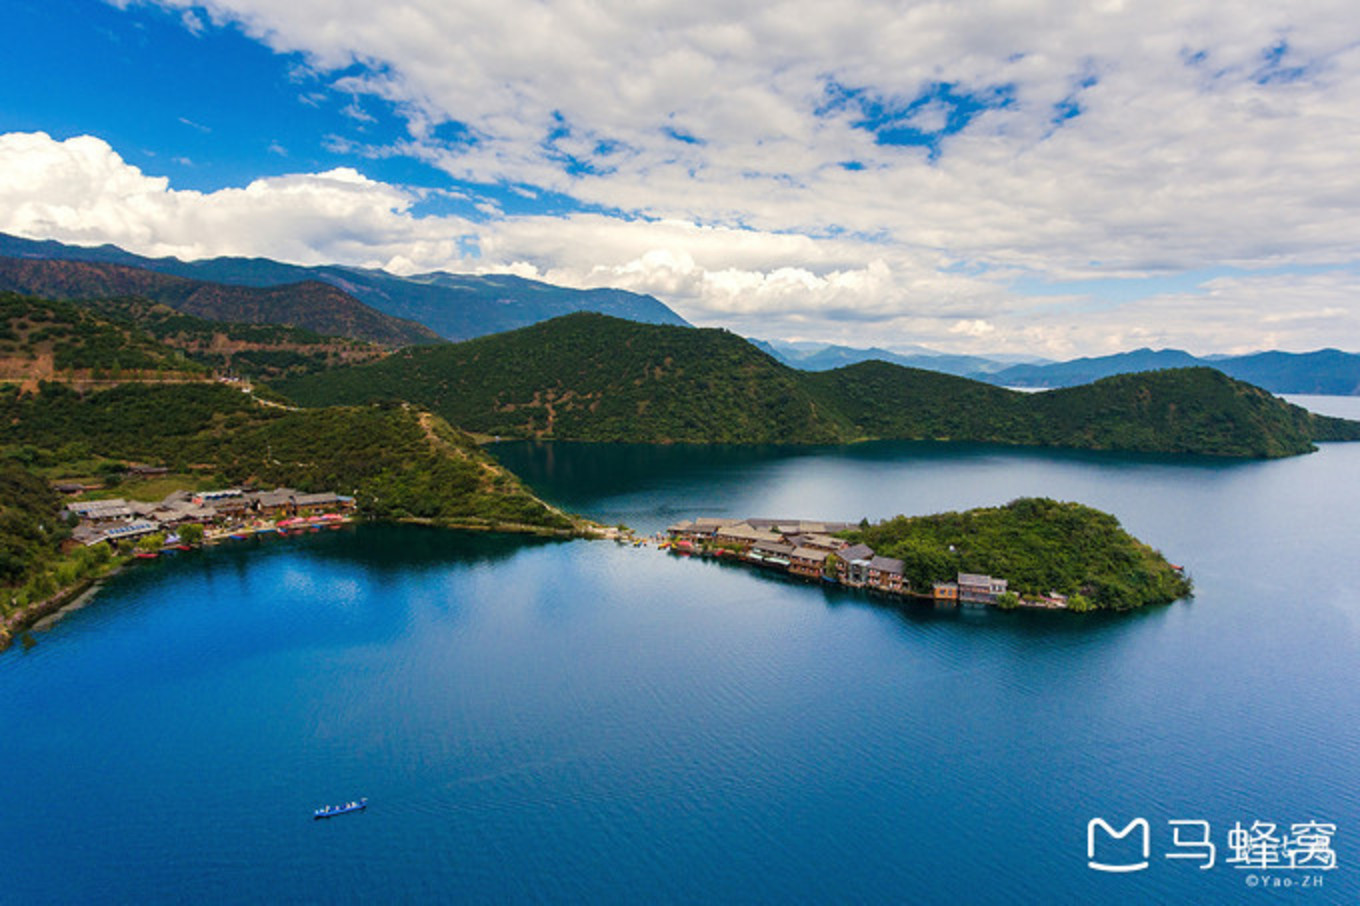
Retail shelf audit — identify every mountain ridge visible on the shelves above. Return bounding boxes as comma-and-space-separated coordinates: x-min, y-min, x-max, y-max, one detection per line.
0, 232, 690, 342
982, 346, 1360, 395
279, 313, 1360, 457
0, 256, 439, 347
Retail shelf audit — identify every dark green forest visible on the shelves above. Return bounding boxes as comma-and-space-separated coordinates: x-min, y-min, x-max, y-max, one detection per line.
281, 313, 1360, 457
0, 460, 67, 588
286, 312, 856, 443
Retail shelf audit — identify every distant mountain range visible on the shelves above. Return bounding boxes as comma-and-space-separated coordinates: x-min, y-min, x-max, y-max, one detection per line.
982, 347, 1360, 395
0, 256, 438, 347
6, 233, 1355, 397
754, 337, 1360, 396
0, 232, 690, 342
749, 337, 1045, 376
280, 313, 1360, 458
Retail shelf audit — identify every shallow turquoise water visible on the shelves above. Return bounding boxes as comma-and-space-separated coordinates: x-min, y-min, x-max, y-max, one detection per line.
4, 417, 1359, 903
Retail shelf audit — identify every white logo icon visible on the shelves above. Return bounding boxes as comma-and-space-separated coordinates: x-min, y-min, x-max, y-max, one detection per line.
1088, 818, 1150, 873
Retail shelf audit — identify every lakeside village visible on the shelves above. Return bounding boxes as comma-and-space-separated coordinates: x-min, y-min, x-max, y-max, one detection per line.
58, 486, 1058, 609
62, 486, 357, 556
659, 517, 1070, 610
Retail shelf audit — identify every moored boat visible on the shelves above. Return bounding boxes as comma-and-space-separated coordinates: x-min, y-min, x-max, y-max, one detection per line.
314, 798, 367, 819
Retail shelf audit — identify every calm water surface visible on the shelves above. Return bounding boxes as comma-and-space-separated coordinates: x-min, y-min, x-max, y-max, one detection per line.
3, 396, 1359, 904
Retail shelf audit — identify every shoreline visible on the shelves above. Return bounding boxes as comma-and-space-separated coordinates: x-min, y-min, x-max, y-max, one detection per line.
1, 514, 610, 652
662, 544, 1076, 612
0, 570, 118, 652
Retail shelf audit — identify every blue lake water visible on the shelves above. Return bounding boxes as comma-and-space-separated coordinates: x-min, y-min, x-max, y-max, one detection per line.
4, 397, 1359, 903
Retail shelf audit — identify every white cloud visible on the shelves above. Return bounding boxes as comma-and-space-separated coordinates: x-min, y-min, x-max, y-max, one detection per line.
129, 1, 1360, 265
951, 319, 996, 338
15, 0, 1360, 354
1037, 271, 1360, 356
902, 100, 951, 135
0, 131, 472, 269
0, 131, 1016, 346
151, 7, 1358, 246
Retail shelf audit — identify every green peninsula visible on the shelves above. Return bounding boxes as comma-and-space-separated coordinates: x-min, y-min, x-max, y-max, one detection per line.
840, 498, 1192, 611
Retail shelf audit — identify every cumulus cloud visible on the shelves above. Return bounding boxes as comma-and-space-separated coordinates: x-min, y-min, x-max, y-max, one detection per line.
125, 0, 1360, 271
0, 131, 1020, 346
13, 0, 1360, 353
0, 131, 471, 267
7, 128, 1360, 354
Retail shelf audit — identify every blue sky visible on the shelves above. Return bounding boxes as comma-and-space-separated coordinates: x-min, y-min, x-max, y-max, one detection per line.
2, 0, 1359, 356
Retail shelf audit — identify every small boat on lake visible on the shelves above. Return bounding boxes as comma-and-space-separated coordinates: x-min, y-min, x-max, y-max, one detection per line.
314, 798, 367, 819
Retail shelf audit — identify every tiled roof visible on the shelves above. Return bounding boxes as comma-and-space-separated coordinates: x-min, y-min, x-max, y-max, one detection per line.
840, 543, 875, 562
868, 555, 905, 575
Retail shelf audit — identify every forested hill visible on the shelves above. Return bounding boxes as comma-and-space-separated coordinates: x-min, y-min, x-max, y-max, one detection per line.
283, 312, 856, 443
0, 292, 209, 382
0, 292, 387, 384
982, 346, 1360, 395
68, 295, 390, 382
0, 256, 440, 347
806, 362, 1360, 458
279, 313, 1360, 457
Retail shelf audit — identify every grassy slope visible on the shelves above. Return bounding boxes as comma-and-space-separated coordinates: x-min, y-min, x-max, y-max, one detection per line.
281, 313, 1360, 457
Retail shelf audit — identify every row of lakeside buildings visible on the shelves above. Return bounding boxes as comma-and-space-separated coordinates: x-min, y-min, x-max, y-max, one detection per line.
664, 517, 1070, 609
64, 487, 355, 548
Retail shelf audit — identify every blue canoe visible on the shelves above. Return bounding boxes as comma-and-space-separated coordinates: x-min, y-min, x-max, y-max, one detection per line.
314, 798, 367, 819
